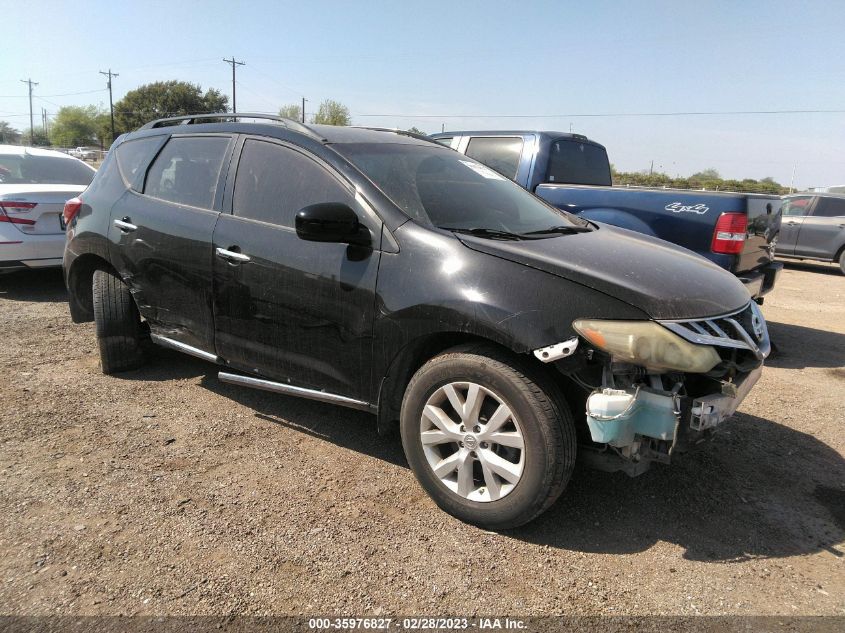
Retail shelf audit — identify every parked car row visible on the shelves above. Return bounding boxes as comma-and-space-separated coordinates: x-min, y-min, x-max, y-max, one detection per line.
775, 193, 845, 274
61, 114, 772, 529
0, 145, 95, 272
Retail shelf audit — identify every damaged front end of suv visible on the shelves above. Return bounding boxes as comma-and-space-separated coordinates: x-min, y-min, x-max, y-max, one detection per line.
548, 301, 769, 475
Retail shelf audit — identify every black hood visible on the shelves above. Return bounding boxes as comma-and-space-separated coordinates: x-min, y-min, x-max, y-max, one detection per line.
457, 224, 751, 320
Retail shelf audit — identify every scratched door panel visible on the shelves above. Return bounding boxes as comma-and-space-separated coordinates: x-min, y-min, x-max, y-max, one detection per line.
212, 214, 380, 399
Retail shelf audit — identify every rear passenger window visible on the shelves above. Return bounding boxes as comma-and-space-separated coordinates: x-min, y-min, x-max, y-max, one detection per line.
813, 197, 845, 217
144, 136, 230, 209
115, 136, 164, 190
233, 139, 354, 228
434, 137, 454, 147
465, 137, 523, 180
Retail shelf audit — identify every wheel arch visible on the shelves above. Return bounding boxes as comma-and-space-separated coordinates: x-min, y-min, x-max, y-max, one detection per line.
375, 331, 579, 436
67, 253, 118, 323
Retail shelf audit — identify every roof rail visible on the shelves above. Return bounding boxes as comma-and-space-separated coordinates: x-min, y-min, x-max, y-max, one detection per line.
138, 112, 324, 140
348, 126, 434, 143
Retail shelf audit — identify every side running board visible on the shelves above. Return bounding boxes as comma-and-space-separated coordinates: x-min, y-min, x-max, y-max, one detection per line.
217, 372, 372, 412
150, 334, 222, 363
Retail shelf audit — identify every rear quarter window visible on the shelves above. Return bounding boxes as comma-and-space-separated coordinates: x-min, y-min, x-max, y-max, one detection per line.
115, 136, 166, 190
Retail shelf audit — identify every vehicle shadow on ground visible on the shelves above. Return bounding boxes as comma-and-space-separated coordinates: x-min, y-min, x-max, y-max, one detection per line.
780, 260, 842, 276
0, 268, 66, 302
198, 373, 409, 469
195, 366, 844, 562
512, 411, 845, 562
766, 321, 845, 369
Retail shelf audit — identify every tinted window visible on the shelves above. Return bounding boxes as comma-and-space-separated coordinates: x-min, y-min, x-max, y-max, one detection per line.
0, 154, 94, 186
813, 197, 845, 217
465, 137, 523, 180
336, 143, 589, 235
233, 140, 353, 228
144, 136, 230, 209
115, 136, 163, 190
782, 196, 813, 217
546, 139, 611, 186
434, 137, 453, 147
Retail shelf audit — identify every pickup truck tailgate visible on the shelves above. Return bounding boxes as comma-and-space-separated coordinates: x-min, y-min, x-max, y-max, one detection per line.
736, 196, 782, 274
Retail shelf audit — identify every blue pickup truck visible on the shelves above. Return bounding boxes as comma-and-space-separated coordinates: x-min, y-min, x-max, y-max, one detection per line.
430, 131, 783, 301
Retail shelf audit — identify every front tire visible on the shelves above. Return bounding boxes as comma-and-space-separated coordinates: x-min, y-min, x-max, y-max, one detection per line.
400, 344, 576, 530
92, 269, 144, 374
839, 250, 845, 276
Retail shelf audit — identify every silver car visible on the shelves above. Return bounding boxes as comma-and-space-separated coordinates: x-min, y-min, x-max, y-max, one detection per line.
776, 193, 845, 275
0, 145, 96, 273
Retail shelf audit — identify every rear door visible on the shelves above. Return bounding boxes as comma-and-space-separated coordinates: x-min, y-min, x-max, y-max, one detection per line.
795, 196, 845, 259
109, 133, 235, 353
778, 195, 815, 256
212, 137, 381, 400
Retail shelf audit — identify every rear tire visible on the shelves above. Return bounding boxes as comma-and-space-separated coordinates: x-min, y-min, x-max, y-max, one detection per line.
92, 269, 144, 374
400, 344, 576, 530
839, 250, 845, 276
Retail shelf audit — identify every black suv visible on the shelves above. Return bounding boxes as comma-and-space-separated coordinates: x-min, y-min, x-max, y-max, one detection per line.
64, 114, 770, 529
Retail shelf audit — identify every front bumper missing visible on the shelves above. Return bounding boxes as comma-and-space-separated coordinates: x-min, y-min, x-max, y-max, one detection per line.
585, 365, 762, 457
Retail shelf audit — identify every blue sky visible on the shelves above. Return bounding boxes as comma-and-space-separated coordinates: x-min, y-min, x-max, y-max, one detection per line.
1, 0, 843, 188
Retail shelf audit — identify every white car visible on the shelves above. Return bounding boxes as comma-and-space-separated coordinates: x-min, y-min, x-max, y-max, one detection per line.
0, 145, 96, 272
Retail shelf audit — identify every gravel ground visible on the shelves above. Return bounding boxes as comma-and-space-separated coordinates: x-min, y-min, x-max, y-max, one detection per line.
0, 261, 842, 617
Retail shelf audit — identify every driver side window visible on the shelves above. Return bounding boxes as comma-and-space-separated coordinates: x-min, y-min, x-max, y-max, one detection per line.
782, 196, 813, 217
233, 139, 356, 228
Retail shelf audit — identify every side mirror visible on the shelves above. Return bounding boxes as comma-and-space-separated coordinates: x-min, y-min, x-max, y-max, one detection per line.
295, 203, 369, 245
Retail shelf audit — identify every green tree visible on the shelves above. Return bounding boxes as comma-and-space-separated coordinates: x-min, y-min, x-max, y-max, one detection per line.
278, 103, 302, 122
311, 99, 350, 126
23, 126, 50, 146
0, 121, 21, 144
407, 126, 426, 135
114, 80, 229, 133
691, 168, 721, 180
49, 105, 100, 148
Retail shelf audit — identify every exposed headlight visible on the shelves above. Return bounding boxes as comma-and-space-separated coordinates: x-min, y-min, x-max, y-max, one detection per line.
572, 319, 721, 373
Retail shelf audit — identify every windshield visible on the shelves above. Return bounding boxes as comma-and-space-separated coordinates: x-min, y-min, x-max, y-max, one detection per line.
0, 154, 95, 186
335, 143, 589, 236
546, 139, 611, 186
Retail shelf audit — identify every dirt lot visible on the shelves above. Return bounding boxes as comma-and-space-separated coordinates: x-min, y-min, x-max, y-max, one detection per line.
0, 262, 842, 617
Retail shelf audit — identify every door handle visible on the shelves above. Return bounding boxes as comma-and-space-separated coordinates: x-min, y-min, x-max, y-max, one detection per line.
785, 221, 797, 226
215, 247, 251, 263
114, 218, 138, 232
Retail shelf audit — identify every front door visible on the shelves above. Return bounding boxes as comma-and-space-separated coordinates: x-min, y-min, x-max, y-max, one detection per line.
109, 134, 234, 353
212, 138, 381, 401
778, 195, 814, 256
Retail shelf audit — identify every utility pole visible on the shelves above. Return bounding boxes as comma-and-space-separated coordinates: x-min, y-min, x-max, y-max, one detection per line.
222, 57, 245, 113
42, 108, 47, 137
301, 97, 307, 123
20, 78, 38, 145
99, 69, 119, 142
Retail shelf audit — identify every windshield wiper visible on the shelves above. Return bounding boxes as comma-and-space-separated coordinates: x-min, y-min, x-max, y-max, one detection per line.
440, 227, 525, 241
522, 225, 593, 236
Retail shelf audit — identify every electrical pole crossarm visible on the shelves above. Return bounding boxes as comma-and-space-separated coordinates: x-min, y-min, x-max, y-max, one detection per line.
223, 57, 245, 114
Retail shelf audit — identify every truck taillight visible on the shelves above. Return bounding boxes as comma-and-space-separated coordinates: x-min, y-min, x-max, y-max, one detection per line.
0, 201, 37, 225
63, 197, 83, 227
711, 212, 747, 255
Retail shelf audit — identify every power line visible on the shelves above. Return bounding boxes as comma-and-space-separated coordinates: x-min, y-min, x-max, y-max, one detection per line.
223, 57, 245, 113
20, 78, 38, 143
351, 109, 845, 119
